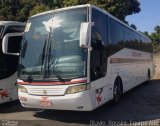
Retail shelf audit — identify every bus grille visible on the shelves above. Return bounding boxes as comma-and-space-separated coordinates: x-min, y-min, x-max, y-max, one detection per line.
27, 85, 68, 96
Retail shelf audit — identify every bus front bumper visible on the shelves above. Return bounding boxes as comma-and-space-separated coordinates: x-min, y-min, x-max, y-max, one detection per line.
18, 91, 94, 111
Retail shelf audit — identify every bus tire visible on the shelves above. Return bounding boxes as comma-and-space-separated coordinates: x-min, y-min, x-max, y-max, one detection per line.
112, 77, 123, 104
147, 69, 151, 80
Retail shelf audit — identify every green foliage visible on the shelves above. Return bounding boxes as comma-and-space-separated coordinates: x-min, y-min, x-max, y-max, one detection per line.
47, 0, 64, 9
0, 0, 15, 20
0, 0, 37, 21
142, 31, 150, 38
130, 24, 137, 30
17, 0, 36, 21
154, 26, 160, 35
151, 26, 160, 54
142, 25, 160, 54
29, 5, 50, 17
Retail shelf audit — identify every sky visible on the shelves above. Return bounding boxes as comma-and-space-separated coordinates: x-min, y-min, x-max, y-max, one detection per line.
126, 0, 160, 34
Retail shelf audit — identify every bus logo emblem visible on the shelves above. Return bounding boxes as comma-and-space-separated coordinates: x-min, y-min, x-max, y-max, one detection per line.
43, 90, 47, 95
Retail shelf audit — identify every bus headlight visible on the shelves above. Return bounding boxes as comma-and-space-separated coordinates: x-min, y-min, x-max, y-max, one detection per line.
66, 84, 89, 94
18, 85, 28, 93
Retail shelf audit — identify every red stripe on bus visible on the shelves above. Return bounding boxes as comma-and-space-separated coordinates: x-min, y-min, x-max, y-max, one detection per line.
110, 58, 152, 64
17, 80, 87, 85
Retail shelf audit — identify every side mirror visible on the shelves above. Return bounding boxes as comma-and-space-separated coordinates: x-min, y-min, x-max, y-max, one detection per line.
2, 33, 22, 56
80, 22, 94, 48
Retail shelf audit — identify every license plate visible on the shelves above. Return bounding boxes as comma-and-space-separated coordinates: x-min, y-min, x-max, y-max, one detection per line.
40, 100, 52, 107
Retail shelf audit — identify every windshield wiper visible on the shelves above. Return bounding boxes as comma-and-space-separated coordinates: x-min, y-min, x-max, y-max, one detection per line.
52, 65, 65, 82
45, 26, 65, 82
27, 38, 47, 82
27, 35, 64, 82
27, 53, 45, 82
46, 44, 65, 82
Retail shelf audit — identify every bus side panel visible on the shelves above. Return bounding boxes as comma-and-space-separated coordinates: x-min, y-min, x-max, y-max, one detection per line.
0, 73, 18, 104
90, 75, 115, 109
108, 48, 153, 92
90, 48, 153, 109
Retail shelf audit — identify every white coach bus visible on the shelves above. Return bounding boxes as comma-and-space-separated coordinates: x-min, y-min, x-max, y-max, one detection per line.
0, 21, 24, 104
2, 5, 153, 110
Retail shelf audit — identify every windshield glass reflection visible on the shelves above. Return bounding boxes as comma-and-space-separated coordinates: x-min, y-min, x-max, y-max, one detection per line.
19, 8, 88, 81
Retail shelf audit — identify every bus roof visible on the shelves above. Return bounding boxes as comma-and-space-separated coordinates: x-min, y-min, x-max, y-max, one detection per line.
0, 21, 25, 27
30, 4, 151, 42
31, 4, 91, 18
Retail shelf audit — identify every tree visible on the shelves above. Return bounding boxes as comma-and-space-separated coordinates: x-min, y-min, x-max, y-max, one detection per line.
17, 0, 37, 21
144, 25, 160, 54
0, 0, 15, 20
0, 0, 64, 21
29, 4, 50, 16
0, 0, 37, 21
48, 0, 64, 8
130, 24, 137, 30
142, 31, 150, 38
154, 25, 160, 35
151, 25, 160, 43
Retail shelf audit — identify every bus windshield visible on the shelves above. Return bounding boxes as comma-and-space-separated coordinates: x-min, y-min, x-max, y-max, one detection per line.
19, 8, 88, 81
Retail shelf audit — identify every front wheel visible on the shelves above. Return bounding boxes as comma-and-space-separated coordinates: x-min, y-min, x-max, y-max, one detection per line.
113, 79, 122, 104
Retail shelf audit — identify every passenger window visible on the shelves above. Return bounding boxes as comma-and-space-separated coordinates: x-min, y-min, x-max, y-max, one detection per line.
109, 19, 123, 44
91, 28, 104, 50
91, 8, 108, 81
108, 18, 124, 56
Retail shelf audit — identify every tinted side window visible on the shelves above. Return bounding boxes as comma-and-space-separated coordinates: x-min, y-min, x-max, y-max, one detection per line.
4, 26, 24, 36
141, 36, 153, 53
90, 8, 108, 81
92, 8, 108, 45
108, 18, 124, 56
109, 18, 123, 44
131, 31, 140, 50
0, 25, 24, 79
